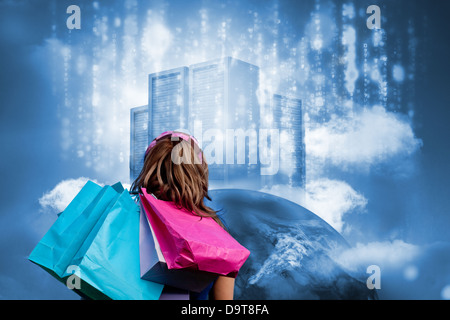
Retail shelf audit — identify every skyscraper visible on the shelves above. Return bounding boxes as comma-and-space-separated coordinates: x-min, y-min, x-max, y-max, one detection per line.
189, 57, 260, 186
148, 67, 189, 140
130, 105, 149, 182
270, 94, 305, 188
130, 57, 305, 189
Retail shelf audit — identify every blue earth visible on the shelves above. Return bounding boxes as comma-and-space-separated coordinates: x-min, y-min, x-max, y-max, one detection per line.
206, 189, 377, 300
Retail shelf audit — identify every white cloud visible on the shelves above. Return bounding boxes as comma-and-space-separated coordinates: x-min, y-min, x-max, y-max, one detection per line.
303, 179, 367, 233
39, 177, 102, 213
260, 179, 367, 233
259, 184, 306, 206
441, 285, 450, 300
331, 240, 421, 273
141, 22, 173, 63
39, 178, 132, 214
306, 105, 422, 167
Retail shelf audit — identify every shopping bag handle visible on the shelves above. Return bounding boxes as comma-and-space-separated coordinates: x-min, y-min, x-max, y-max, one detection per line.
129, 191, 158, 200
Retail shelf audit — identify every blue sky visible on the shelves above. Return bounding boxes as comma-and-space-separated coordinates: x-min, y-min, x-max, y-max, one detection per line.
1, 0, 450, 299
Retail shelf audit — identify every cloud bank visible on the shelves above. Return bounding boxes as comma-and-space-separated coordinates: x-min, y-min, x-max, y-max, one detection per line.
39, 177, 102, 213
260, 179, 367, 233
331, 239, 420, 273
303, 179, 368, 233
306, 105, 423, 168
330, 240, 450, 299
38, 178, 133, 215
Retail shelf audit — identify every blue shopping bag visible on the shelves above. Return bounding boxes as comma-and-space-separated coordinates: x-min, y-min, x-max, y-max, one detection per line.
29, 180, 164, 300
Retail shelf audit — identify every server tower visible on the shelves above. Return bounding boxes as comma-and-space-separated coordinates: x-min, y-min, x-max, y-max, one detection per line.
148, 67, 189, 140
271, 94, 305, 188
130, 105, 149, 182
189, 57, 260, 186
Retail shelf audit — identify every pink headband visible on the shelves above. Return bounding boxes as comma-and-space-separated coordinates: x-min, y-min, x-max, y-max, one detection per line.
145, 130, 202, 162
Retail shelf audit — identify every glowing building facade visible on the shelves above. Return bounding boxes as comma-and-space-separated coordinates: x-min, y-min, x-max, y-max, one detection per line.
271, 94, 305, 188
189, 57, 260, 185
130, 57, 305, 189
148, 67, 189, 140
130, 105, 149, 182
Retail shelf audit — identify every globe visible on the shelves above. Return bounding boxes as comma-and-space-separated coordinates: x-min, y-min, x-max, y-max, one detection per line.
206, 189, 377, 300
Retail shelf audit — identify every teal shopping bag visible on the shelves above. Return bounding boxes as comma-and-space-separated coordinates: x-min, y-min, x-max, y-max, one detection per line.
29, 180, 164, 300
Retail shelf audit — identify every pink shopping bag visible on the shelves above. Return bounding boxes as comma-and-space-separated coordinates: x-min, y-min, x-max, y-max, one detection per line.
139, 202, 217, 293
139, 189, 250, 277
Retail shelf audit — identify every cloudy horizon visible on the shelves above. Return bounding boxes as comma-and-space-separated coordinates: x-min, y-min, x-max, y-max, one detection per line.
1, 0, 450, 300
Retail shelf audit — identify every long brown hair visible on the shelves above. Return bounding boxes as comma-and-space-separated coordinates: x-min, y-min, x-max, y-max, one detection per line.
131, 134, 224, 228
